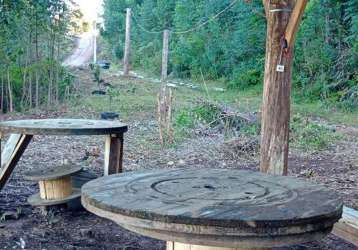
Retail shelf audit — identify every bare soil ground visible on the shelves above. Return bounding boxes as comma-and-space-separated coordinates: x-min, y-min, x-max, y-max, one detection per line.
0, 69, 357, 250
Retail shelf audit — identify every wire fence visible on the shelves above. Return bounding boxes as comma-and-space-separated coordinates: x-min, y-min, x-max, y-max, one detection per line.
131, 0, 240, 35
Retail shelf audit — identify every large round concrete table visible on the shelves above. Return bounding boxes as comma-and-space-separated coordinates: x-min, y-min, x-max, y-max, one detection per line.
0, 119, 128, 191
82, 168, 343, 250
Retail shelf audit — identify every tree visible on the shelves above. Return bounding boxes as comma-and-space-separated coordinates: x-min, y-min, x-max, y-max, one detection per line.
0, 0, 77, 113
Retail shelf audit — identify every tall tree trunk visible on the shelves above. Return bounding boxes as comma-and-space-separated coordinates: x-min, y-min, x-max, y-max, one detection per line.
1, 74, 4, 113
35, 71, 40, 109
260, 0, 295, 175
324, 0, 330, 44
35, 13, 40, 109
7, 68, 13, 113
21, 48, 30, 110
21, 68, 28, 110
55, 65, 59, 105
48, 32, 55, 107
28, 73, 33, 109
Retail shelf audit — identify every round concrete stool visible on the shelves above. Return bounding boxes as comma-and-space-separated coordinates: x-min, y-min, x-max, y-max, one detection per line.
25, 164, 82, 207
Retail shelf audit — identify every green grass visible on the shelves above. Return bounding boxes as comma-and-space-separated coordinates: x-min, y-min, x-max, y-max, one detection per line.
69, 68, 355, 153
290, 113, 342, 151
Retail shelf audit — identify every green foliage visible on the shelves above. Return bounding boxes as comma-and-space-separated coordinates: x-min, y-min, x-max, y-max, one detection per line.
102, 0, 358, 108
192, 102, 221, 125
94, 65, 101, 84
290, 113, 341, 151
175, 109, 195, 128
240, 123, 260, 137
0, 0, 77, 112
107, 87, 121, 110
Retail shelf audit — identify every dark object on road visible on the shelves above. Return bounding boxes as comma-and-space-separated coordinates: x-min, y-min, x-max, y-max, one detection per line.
101, 112, 119, 120
92, 90, 106, 95
97, 60, 111, 69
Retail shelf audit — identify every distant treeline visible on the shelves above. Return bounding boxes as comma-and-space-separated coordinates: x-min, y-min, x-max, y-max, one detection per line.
0, 0, 81, 113
102, 0, 357, 109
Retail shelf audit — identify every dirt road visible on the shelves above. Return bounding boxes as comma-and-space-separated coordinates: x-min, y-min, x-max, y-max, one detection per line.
63, 33, 94, 67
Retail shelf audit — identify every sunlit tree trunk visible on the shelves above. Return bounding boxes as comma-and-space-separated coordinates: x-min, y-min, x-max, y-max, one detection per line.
7, 68, 13, 113
260, 0, 295, 175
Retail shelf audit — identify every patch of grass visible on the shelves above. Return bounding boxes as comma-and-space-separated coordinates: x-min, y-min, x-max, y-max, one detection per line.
292, 100, 358, 126
290, 113, 342, 151
175, 109, 195, 128
192, 102, 221, 125
240, 123, 260, 136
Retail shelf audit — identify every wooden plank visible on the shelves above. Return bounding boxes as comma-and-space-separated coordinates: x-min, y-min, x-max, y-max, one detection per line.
0, 134, 33, 190
333, 206, 358, 246
104, 134, 124, 175
1, 134, 22, 167
284, 0, 308, 50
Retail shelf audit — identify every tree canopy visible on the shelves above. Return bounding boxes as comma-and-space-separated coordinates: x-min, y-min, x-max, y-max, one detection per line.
0, 0, 80, 112
102, 0, 357, 109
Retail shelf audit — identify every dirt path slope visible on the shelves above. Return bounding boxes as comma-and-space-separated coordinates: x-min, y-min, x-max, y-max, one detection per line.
63, 33, 94, 67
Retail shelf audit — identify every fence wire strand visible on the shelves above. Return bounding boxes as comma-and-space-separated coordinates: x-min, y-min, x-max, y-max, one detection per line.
131, 0, 239, 35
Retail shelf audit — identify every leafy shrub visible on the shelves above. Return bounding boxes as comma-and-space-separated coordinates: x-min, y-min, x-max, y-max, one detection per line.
240, 123, 260, 136
290, 114, 341, 151
175, 110, 194, 128
339, 78, 358, 111
192, 102, 221, 125
228, 58, 264, 89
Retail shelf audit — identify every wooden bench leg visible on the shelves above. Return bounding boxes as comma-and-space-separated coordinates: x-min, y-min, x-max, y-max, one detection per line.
0, 134, 33, 190
104, 134, 124, 176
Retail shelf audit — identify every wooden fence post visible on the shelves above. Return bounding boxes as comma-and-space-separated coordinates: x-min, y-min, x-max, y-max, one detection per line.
260, 0, 306, 175
123, 8, 131, 76
161, 29, 170, 82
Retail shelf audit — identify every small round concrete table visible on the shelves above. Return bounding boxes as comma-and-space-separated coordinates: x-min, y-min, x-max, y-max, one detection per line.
0, 119, 128, 191
81, 168, 343, 250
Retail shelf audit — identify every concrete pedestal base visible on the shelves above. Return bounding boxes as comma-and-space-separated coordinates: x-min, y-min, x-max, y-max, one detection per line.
167, 242, 271, 250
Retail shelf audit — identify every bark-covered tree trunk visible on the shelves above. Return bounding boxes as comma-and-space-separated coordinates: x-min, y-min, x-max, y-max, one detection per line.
35, 13, 40, 109
7, 68, 13, 113
1, 74, 4, 113
260, 0, 295, 175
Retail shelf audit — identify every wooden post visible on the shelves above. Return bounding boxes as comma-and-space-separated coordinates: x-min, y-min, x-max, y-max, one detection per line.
104, 134, 124, 175
161, 29, 170, 82
284, 0, 308, 50
260, 0, 306, 175
123, 8, 131, 77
